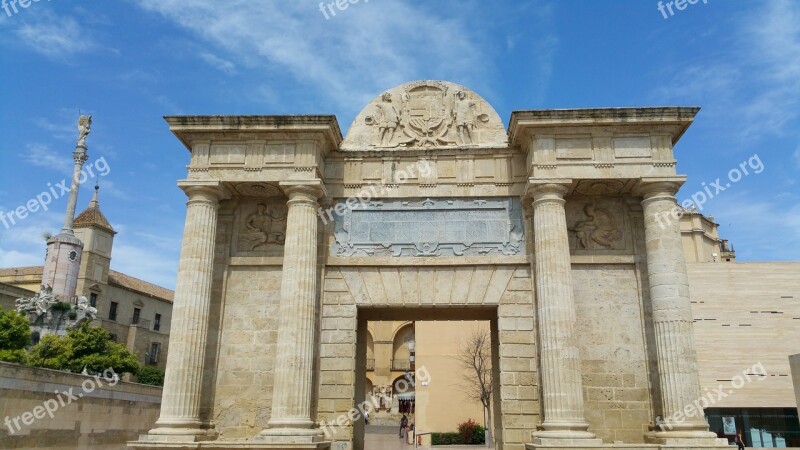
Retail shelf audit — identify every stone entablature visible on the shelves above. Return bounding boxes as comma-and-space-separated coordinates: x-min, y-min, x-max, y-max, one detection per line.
508, 107, 698, 182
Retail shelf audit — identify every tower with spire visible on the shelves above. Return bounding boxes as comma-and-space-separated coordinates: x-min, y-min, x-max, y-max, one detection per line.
41, 115, 92, 300
73, 183, 116, 298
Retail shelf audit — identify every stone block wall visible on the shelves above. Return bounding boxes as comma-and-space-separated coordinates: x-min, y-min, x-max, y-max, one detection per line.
211, 265, 283, 439
572, 264, 653, 444
0, 362, 162, 450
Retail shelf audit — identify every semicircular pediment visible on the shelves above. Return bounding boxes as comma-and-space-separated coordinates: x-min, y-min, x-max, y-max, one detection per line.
341, 80, 507, 151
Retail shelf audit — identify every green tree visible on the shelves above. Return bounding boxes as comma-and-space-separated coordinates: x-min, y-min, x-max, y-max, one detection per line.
29, 334, 71, 369
136, 365, 165, 386
0, 309, 31, 364
65, 322, 139, 375
0, 308, 31, 350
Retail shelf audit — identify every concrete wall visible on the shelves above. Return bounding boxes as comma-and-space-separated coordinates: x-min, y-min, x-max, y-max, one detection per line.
0, 362, 162, 450
689, 262, 800, 408
415, 321, 488, 441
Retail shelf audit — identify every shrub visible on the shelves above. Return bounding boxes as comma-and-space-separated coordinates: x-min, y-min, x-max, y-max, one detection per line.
0, 349, 28, 365
51, 302, 72, 312
457, 419, 485, 445
0, 308, 31, 351
431, 432, 462, 445
136, 365, 165, 386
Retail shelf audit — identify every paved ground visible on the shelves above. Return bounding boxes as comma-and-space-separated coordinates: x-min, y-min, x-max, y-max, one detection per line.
365, 425, 421, 449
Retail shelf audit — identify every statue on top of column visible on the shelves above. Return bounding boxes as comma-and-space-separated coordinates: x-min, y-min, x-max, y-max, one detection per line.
77, 115, 92, 148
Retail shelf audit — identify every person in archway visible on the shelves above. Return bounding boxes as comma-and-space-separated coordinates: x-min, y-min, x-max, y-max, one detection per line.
399, 414, 408, 438
734, 431, 745, 450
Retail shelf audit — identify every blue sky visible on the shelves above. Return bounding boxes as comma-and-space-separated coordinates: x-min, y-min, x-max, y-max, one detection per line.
0, 0, 798, 290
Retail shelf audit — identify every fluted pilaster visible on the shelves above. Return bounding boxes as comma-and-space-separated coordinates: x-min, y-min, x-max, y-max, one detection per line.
149, 183, 222, 438
529, 183, 596, 442
640, 181, 715, 437
261, 181, 325, 442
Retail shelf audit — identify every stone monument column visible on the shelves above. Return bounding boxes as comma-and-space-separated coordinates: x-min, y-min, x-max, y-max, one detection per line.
528, 182, 599, 446
639, 181, 720, 441
260, 180, 327, 445
148, 181, 225, 440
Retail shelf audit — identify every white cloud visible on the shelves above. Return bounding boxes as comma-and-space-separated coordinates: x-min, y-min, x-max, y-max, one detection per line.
794, 145, 800, 169
132, 0, 515, 115
14, 11, 96, 59
20, 143, 70, 170
199, 52, 237, 75
110, 235, 181, 290
654, 0, 800, 141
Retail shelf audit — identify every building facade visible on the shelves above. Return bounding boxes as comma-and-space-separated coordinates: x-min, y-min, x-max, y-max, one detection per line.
129, 80, 758, 450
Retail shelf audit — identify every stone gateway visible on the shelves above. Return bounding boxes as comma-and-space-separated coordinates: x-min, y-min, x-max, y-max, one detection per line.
129, 81, 730, 450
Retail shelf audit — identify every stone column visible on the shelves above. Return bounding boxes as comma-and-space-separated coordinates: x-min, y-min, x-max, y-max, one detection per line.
148, 181, 224, 440
639, 181, 719, 440
528, 182, 599, 445
61, 147, 88, 234
260, 181, 326, 444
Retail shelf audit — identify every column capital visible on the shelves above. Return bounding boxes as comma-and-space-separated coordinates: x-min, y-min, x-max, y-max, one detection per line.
280, 179, 327, 202
178, 180, 230, 204
634, 177, 686, 200
525, 179, 572, 206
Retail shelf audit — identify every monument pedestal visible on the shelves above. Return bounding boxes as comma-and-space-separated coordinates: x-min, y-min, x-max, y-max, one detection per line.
129, 435, 329, 450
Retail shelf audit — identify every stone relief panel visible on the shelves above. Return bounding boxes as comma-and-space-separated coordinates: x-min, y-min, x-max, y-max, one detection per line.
566, 196, 632, 254
234, 198, 288, 256
341, 80, 508, 151
332, 198, 524, 257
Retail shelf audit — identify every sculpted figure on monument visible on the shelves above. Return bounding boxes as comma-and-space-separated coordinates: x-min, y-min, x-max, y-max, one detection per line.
454, 90, 477, 145
77, 115, 92, 147
240, 203, 287, 251
375, 92, 400, 147
573, 204, 623, 249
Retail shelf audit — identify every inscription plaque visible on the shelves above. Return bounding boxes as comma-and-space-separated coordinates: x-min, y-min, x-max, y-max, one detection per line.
332, 198, 524, 257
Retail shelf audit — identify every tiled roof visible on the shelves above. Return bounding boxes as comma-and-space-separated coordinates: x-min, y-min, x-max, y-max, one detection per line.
0, 265, 173, 303
73, 187, 115, 233
0, 266, 43, 277
108, 270, 174, 302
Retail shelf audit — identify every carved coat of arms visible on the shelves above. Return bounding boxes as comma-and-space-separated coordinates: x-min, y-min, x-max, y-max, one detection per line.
364, 83, 490, 148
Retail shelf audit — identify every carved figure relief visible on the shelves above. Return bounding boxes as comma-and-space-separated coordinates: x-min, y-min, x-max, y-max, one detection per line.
362, 83, 490, 148
238, 202, 288, 253
571, 204, 623, 250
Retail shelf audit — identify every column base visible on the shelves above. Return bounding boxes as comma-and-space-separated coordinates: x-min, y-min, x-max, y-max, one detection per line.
646, 431, 730, 448
128, 438, 330, 450
527, 436, 604, 449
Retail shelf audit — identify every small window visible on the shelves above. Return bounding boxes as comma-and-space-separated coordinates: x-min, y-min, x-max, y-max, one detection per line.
154, 313, 161, 331
109, 302, 118, 321
132, 308, 141, 325
89, 293, 98, 308
149, 343, 160, 364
